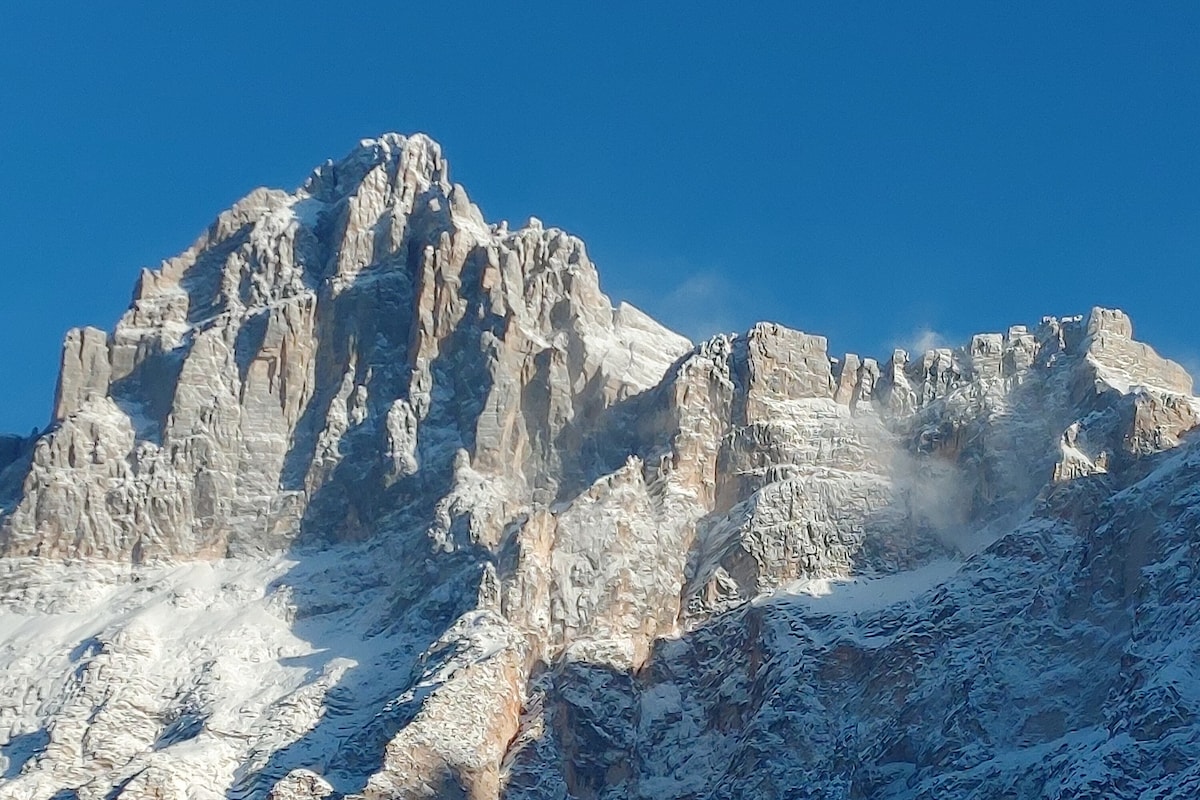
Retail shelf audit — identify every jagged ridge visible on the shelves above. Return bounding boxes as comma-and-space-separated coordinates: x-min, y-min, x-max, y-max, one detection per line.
1, 133, 1198, 800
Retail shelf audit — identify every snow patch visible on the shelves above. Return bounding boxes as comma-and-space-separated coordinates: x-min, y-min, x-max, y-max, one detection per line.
777, 559, 962, 615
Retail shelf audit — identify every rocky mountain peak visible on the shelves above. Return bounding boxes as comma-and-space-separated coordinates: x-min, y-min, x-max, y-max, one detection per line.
1, 132, 691, 561
2, 134, 1199, 800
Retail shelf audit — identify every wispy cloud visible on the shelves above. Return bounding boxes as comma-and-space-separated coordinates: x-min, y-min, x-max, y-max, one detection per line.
891, 326, 953, 357
655, 270, 742, 343
1176, 354, 1200, 392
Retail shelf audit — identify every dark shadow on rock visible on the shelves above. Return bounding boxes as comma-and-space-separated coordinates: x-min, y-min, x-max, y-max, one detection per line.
504, 352, 1199, 798
501, 500, 1126, 800
1, 728, 49, 780
107, 344, 186, 446
551, 347, 696, 505
224, 190, 512, 798
278, 184, 452, 497
0, 435, 27, 476
103, 771, 143, 800
106, 221, 262, 445
0, 433, 36, 504
425, 764, 471, 800
177, 223, 256, 325
503, 437, 1200, 799
223, 537, 492, 799
0, 432, 38, 547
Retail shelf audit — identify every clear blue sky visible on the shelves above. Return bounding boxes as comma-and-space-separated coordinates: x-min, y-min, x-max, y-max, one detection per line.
1, 2, 1198, 433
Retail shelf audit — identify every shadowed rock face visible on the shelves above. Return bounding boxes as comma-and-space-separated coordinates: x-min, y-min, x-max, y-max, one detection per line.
0, 134, 691, 562
2, 134, 1199, 800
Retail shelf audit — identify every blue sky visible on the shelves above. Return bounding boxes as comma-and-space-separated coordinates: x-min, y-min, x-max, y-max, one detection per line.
1, 2, 1198, 432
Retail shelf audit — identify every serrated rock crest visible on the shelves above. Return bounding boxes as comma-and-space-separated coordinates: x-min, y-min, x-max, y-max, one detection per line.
2, 134, 1199, 800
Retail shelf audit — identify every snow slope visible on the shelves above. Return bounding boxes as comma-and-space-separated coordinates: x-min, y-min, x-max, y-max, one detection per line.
2, 133, 1199, 799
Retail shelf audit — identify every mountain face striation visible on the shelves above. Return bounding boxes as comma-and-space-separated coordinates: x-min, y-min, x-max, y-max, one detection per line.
2, 133, 1199, 800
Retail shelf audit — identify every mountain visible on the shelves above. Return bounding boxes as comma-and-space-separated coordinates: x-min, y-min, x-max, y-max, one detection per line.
1, 133, 1198, 800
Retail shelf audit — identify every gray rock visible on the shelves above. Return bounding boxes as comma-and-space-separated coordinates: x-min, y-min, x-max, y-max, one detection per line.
2, 133, 1199, 800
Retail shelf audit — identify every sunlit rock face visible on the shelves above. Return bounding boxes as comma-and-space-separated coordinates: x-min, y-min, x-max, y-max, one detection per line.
1, 134, 690, 563
2, 134, 1199, 800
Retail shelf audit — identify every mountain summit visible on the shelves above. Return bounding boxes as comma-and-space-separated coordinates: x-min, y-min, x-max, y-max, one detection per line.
2, 134, 1199, 800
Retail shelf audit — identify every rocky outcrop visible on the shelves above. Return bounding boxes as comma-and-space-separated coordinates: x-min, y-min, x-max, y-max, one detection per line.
1, 133, 1198, 800
0, 134, 691, 561
54, 327, 112, 420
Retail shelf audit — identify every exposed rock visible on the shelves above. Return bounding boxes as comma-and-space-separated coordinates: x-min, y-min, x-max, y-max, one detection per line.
0, 133, 691, 561
54, 327, 112, 421
2, 133, 1199, 800
268, 770, 335, 800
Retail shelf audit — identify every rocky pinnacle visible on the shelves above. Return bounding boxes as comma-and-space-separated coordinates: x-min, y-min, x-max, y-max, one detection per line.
1, 134, 1198, 800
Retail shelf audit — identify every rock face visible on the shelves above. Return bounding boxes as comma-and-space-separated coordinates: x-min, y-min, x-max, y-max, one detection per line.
2, 133, 1199, 800
1, 134, 690, 562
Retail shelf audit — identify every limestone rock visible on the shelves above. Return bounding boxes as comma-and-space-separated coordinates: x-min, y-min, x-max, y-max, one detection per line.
54, 327, 112, 420
0, 133, 691, 561
2, 133, 1200, 800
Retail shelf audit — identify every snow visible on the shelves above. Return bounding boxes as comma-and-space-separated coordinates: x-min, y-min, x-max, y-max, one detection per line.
0, 546, 431, 799
776, 559, 962, 615
289, 197, 326, 229
6, 121, 1200, 798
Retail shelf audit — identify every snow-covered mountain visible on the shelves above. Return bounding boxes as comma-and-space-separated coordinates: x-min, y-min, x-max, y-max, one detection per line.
1, 133, 1198, 799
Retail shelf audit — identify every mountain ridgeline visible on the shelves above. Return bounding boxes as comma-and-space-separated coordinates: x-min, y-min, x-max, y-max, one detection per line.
1, 134, 1199, 800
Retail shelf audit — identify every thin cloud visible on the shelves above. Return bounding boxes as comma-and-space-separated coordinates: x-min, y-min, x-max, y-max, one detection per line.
1176, 354, 1200, 393
891, 326, 953, 358
656, 270, 742, 343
